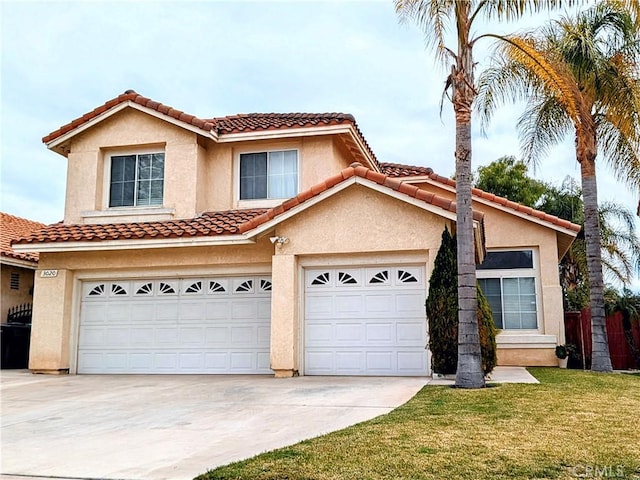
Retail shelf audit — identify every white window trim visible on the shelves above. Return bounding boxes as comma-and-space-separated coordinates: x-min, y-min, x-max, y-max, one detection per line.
234, 148, 300, 208
476, 248, 542, 333
102, 146, 166, 210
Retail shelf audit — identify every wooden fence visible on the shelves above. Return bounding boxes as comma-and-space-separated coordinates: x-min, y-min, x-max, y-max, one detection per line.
564, 309, 640, 370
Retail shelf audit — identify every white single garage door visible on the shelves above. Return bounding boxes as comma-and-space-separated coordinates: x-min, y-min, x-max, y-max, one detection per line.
78, 276, 272, 374
305, 266, 428, 376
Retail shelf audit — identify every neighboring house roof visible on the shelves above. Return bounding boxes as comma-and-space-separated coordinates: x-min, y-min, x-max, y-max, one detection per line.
379, 161, 581, 234
380, 162, 434, 177
0, 213, 47, 264
12, 163, 483, 249
42, 90, 379, 169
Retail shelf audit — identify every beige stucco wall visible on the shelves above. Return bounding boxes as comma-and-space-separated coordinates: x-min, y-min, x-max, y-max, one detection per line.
498, 348, 557, 366
62, 108, 359, 222
0, 264, 36, 322
29, 269, 74, 373
65, 109, 199, 223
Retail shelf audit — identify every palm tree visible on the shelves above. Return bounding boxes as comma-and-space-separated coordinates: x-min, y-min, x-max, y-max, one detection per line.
538, 178, 640, 310
395, 0, 572, 388
477, 1, 640, 372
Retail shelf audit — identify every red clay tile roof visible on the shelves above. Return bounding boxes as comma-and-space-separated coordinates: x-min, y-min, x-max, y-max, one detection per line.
211, 113, 356, 134
1, 213, 47, 262
13, 210, 268, 245
381, 162, 581, 233
237, 162, 483, 233
12, 164, 481, 246
42, 90, 379, 167
380, 162, 434, 177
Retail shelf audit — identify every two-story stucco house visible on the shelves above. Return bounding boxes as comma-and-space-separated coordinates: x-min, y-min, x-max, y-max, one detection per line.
13, 90, 580, 377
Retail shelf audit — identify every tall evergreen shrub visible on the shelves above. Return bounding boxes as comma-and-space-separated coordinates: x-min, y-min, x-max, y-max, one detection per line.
426, 227, 497, 375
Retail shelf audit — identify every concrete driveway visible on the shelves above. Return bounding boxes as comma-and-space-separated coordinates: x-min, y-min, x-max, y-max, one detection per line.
1, 371, 426, 480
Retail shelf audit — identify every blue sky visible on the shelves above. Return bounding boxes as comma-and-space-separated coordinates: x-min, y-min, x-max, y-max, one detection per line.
1, 0, 638, 288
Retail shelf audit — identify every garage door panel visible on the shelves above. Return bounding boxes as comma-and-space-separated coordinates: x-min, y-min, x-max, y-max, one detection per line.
178, 353, 203, 369
155, 353, 178, 370
231, 301, 258, 319
363, 294, 394, 313
366, 323, 393, 342
131, 328, 154, 345
204, 352, 228, 369
396, 322, 426, 343
131, 303, 157, 321
257, 299, 271, 318
306, 324, 331, 343
396, 293, 424, 312
306, 351, 333, 372
156, 303, 179, 320
397, 351, 427, 371
335, 323, 364, 342
105, 329, 130, 346
105, 304, 130, 321
305, 266, 428, 376
231, 326, 256, 344
257, 352, 270, 370
79, 276, 272, 374
257, 326, 271, 344
155, 328, 179, 344
335, 351, 364, 372
204, 327, 230, 344
179, 327, 205, 345
335, 295, 364, 314
204, 300, 232, 319
365, 351, 393, 371
306, 295, 333, 317
78, 327, 105, 346
179, 302, 206, 321
230, 352, 253, 369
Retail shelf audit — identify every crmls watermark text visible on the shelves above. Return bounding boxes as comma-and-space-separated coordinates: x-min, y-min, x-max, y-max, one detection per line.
570, 465, 626, 478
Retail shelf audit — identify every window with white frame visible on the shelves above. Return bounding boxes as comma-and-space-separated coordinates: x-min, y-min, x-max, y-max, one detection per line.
240, 150, 297, 200
477, 250, 539, 330
109, 153, 165, 207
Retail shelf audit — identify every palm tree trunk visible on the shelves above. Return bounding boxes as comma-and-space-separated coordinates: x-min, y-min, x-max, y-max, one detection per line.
454, 10, 484, 388
579, 145, 613, 373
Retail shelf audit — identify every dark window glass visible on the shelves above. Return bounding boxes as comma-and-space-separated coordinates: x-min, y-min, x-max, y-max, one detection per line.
239, 151, 296, 200
477, 250, 533, 270
109, 153, 164, 207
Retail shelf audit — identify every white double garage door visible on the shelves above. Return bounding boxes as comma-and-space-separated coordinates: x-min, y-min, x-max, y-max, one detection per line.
78, 266, 428, 375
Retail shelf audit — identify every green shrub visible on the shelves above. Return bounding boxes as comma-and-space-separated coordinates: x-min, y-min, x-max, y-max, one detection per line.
426, 227, 498, 375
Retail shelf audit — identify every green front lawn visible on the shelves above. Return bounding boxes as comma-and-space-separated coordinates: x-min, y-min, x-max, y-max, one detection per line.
197, 369, 640, 480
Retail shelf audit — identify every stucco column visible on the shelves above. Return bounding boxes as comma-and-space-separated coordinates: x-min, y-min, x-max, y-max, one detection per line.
29, 269, 74, 374
542, 284, 565, 343
270, 254, 299, 377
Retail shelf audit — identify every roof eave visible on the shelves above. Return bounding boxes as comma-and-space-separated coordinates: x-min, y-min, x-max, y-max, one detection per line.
45, 101, 218, 155
411, 178, 581, 237
0, 255, 39, 269
11, 234, 255, 253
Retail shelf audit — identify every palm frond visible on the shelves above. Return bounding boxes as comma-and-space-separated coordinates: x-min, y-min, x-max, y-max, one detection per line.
394, 0, 458, 65
516, 96, 573, 168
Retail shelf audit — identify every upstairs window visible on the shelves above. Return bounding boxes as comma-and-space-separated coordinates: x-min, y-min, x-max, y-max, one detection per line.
109, 153, 165, 207
240, 150, 297, 200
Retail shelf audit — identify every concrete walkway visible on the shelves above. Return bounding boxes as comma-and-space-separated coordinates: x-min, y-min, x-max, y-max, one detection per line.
428, 366, 540, 385
1, 367, 536, 480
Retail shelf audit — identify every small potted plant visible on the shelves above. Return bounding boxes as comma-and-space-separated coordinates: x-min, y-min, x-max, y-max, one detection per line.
555, 344, 577, 368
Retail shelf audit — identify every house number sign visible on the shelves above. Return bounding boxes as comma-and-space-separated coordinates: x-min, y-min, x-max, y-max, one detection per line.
40, 270, 58, 278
